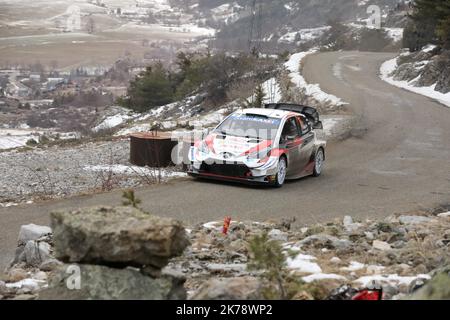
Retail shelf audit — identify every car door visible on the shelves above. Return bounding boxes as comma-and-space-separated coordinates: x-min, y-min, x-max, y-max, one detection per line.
296, 116, 315, 171
279, 116, 303, 176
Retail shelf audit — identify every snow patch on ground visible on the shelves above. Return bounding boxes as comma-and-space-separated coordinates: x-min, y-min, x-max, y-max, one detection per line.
341, 261, 366, 272
0, 129, 41, 150
354, 274, 431, 287
6, 278, 46, 290
380, 57, 450, 108
422, 44, 437, 53
189, 108, 230, 128
285, 50, 348, 107
302, 273, 347, 283
93, 111, 135, 132
287, 253, 322, 274
137, 102, 178, 121
0, 128, 72, 150
116, 123, 153, 136
0, 202, 19, 208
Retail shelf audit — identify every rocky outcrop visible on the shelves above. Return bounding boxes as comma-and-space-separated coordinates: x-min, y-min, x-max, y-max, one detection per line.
51, 206, 190, 269
168, 211, 450, 300
10, 224, 53, 267
40, 206, 190, 300
434, 51, 450, 94
391, 47, 450, 94
39, 264, 186, 300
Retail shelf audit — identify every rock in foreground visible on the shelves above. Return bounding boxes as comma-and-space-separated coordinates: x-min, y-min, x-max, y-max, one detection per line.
39, 264, 186, 300
18, 224, 52, 245
51, 206, 190, 268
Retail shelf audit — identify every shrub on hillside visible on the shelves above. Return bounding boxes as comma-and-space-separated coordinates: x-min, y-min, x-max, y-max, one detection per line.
120, 52, 277, 113
120, 63, 175, 113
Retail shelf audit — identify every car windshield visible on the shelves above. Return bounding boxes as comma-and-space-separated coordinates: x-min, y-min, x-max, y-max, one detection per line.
215, 113, 281, 140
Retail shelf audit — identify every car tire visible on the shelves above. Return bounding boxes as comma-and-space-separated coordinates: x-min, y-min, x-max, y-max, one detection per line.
273, 156, 287, 188
313, 148, 324, 177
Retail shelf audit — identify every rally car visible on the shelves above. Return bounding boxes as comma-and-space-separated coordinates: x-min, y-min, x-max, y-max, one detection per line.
188, 103, 326, 187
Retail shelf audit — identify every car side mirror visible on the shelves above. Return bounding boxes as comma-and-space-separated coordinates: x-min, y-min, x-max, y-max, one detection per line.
313, 121, 323, 130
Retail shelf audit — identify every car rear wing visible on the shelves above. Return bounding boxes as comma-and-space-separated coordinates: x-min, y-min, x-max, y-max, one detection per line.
265, 103, 323, 129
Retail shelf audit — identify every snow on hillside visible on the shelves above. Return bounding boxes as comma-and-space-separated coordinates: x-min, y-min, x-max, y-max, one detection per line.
0, 129, 40, 150
278, 26, 331, 45
210, 3, 243, 25
110, 22, 216, 37
93, 107, 137, 132
380, 57, 450, 108
285, 50, 348, 107
385, 28, 404, 43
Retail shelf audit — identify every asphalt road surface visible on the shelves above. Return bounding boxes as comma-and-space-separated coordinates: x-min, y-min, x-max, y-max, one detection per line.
1, 51, 449, 272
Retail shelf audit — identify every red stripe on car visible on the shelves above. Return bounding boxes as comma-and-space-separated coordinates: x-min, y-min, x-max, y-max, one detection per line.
241, 140, 273, 156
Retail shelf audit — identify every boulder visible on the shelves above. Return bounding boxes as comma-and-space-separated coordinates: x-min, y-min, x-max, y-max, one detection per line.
23, 241, 52, 267
192, 277, 263, 300
18, 224, 52, 245
344, 223, 363, 233
330, 257, 342, 264
408, 270, 450, 300
39, 264, 186, 300
51, 206, 190, 268
372, 240, 392, 251
268, 229, 288, 242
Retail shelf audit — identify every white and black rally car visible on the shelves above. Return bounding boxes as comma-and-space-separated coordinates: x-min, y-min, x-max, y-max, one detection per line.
188, 103, 326, 187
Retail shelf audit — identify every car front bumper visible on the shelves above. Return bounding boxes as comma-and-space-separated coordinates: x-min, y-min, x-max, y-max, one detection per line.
188, 147, 280, 184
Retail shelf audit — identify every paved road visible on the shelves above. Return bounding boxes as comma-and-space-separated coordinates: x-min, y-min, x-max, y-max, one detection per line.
1, 51, 449, 272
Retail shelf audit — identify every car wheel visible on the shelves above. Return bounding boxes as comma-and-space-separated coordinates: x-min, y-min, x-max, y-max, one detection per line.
273, 156, 287, 188
313, 148, 324, 177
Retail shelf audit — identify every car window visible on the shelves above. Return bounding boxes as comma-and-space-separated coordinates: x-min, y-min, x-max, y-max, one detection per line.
281, 117, 301, 141
297, 116, 310, 135
216, 113, 281, 140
